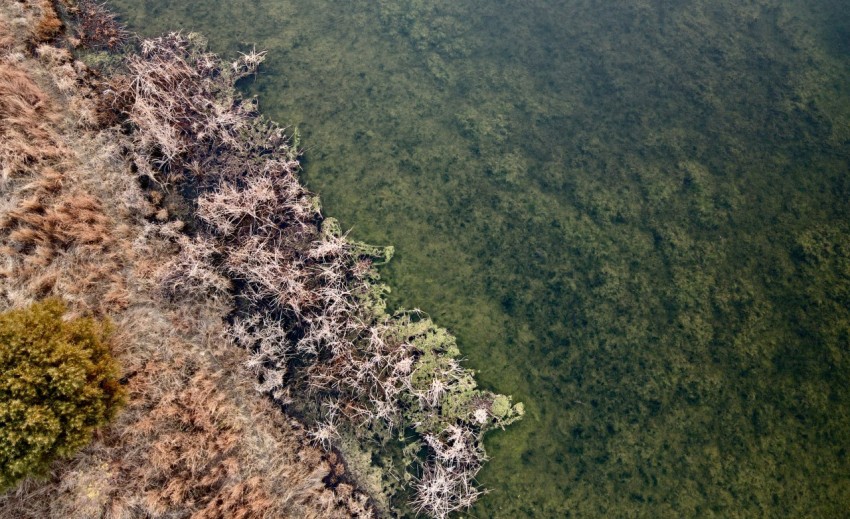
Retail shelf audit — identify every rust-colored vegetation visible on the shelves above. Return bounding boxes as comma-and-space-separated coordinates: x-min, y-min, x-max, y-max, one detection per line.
0, 4, 129, 313
29, 0, 63, 45
95, 341, 354, 518
118, 354, 261, 516
0, 62, 63, 179
0, 177, 128, 313
0, 4, 375, 517
0, 54, 127, 314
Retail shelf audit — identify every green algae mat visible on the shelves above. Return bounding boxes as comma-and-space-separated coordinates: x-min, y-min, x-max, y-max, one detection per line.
109, 0, 850, 516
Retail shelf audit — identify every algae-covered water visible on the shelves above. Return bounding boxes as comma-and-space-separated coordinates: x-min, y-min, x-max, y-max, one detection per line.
109, 0, 850, 516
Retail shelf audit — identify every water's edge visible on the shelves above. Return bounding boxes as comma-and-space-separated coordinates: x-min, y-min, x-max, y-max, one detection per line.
107, 0, 850, 516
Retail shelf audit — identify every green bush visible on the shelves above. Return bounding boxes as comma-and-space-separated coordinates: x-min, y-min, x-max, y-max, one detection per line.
0, 299, 124, 490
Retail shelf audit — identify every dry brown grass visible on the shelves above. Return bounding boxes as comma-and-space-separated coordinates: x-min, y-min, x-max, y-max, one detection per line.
0, 165, 128, 314
0, 301, 373, 518
29, 0, 63, 45
106, 344, 272, 516
0, 55, 126, 315
0, 4, 376, 517
0, 23, 13, 52
0, 11, 130, 314
0, 62, 64, 179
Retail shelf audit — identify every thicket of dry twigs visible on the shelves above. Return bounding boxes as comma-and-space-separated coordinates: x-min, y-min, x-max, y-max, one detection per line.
115, 31, 524, 518
71, 0, 128, 51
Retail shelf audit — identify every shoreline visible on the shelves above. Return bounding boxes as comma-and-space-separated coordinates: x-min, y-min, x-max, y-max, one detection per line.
0, 1, 521, 517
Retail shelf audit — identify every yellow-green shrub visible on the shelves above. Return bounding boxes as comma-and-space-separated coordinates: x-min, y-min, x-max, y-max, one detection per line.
0, 299, 123, 490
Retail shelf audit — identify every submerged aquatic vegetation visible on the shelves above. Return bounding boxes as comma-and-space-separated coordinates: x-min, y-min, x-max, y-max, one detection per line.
116, 32, 522, 517
107, 0, 850, 516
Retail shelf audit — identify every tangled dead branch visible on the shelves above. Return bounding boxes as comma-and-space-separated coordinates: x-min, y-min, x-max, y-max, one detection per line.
119, 33, 259, 182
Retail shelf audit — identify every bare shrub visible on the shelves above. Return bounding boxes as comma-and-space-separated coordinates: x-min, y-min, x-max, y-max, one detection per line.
116, 32, 261, 181
160, 234, 233, 303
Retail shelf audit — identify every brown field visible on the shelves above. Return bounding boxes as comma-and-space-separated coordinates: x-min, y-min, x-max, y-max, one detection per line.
0, 2, 373, 517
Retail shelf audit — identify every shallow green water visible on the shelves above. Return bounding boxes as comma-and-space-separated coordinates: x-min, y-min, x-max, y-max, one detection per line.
109, 0, 850, 516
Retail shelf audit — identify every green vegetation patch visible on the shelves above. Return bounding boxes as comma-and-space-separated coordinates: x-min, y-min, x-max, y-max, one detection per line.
0, 300, 124, 490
